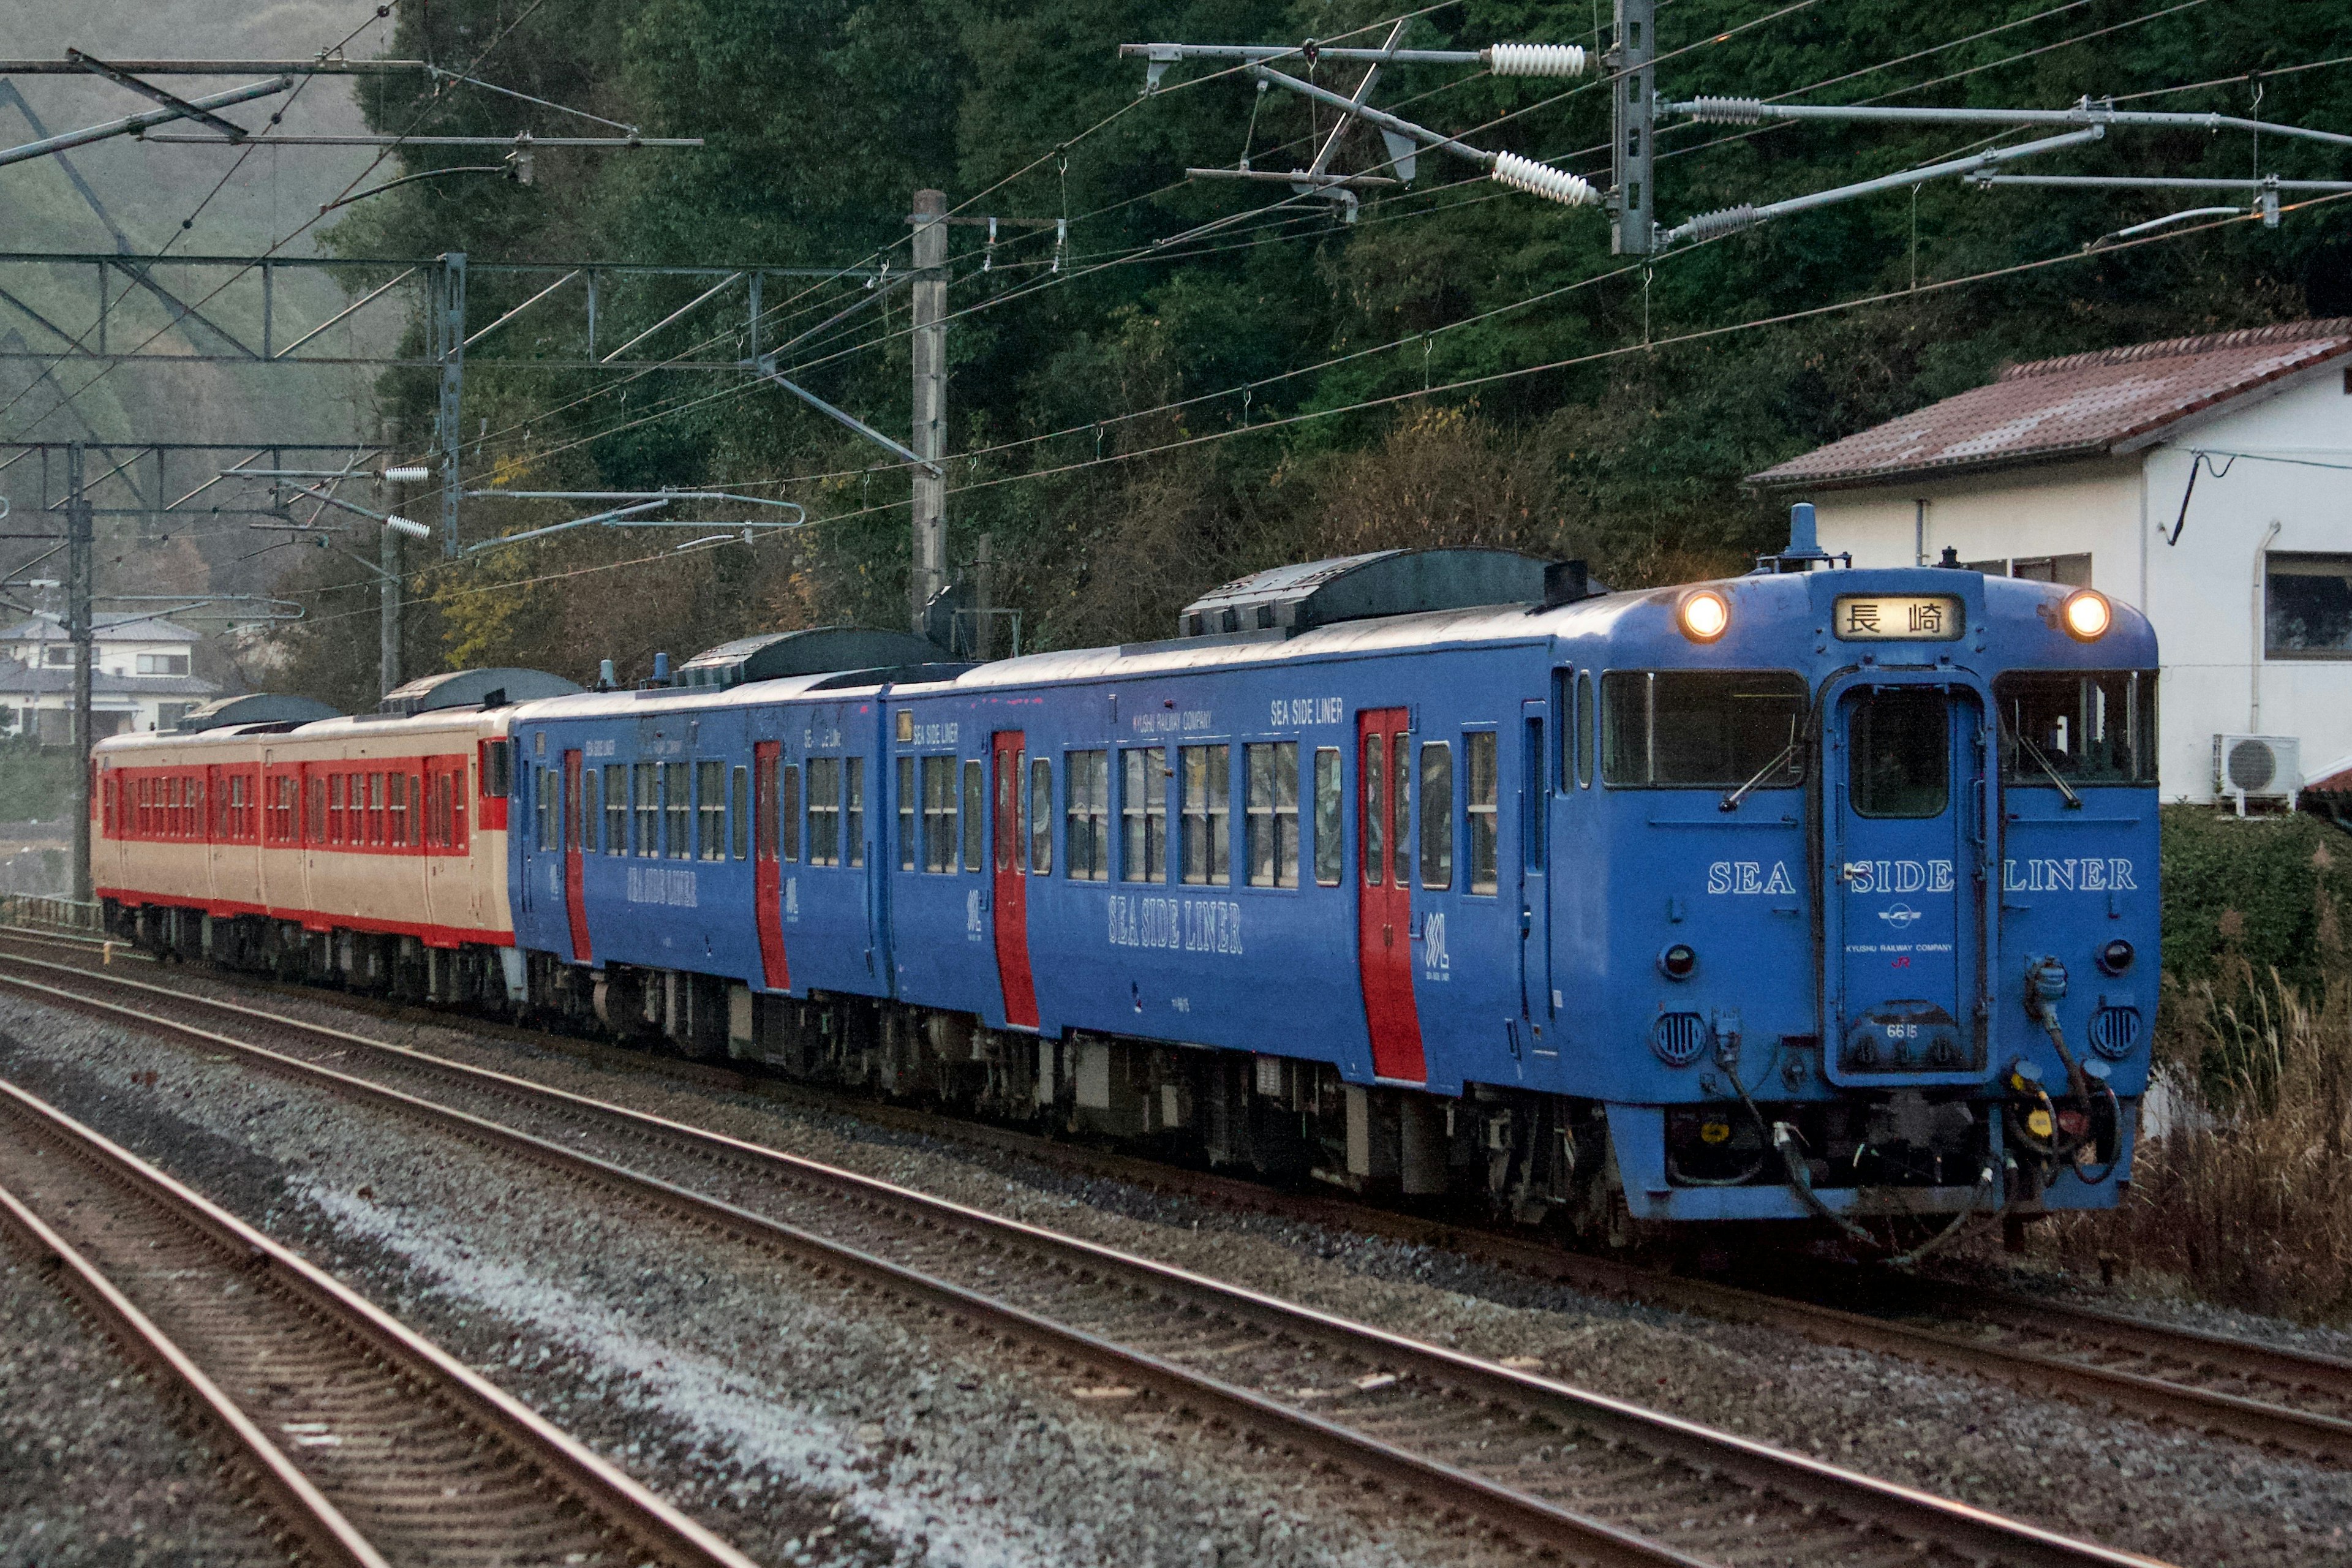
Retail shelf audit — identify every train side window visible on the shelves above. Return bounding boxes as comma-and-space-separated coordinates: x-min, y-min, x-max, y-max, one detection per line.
1179, 744, 1230, 886
656, 762, 682, 858
897, 756, 918, 870
806, 758, 840, 866
1362, 733, 1386, 886
731, 766, 750, 859
1028, 756, 1054, 875
374, 772, 389, 845
781, 763, 801, 862
1245, 742, 1298, 888
843, 758, 866, 869
1420, 742, 1454, 890
1065, 750, 1107, 881
960, 759, 982, 873
632, 764, 656, 854
1522, 720, 1545, 871
581, 767, 600, 853
604, 765, 627, 853
1120, 747, 1166, 883
923, 756, 959, 873
1552, 669, 1573, 792
1391, 731, 1411, 889
388, 772, 407, 846
698, 760, 726, 860
330, 774, 347, 844
483, 739, 511, 798
1313, 747, 1343, 886
1575, 671, 1595, 788
1465, 731, 1498, 894
309, 777, 326, 844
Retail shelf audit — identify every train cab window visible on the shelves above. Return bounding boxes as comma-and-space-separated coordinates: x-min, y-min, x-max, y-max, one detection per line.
1244, 742, 1298, 888
605, 765, 627, 853
923, 756, 959, 873
1419, 742, 1453, 889
1313, 747, 1343, 886
897, 757, 918, 871
1600, 671, 1806, 788
1065, 750, 1107, 881
581, 768, 601, 853
807, 758, 841, 867
483, 739, 511, 799
960, 759, 982, 873
731, 766, 750, 859
1465, 731, 1499, 894
1575, 671, 1595, 788
780, 763, 802, 863
633, 764, 658, 855
1180, 744, 1230, 886
1120, 748, 1167, 883
698, 760, 725, 860
664, 762, 691, 858
1028, 757, 1054, 875
1850, 688, 1949, 819
1994, 670, 2156, 787
843, 758, 866, 869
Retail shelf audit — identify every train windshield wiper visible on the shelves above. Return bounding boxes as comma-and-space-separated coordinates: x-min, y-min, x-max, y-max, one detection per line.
2015, 732, 2082, 809
1719, 730, 1798, 813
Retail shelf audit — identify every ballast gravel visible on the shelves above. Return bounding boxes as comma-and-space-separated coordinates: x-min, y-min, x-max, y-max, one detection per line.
6, 966, 2350, 1567
0, 1238, 287, 1566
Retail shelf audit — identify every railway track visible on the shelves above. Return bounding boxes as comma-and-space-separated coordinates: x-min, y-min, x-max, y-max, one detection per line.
0, 1067, 759, 1568
0, 941, 2166, 1568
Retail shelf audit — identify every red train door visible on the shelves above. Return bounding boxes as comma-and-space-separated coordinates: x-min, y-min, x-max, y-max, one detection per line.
991, 730, 1039, 1029
1357, 708, 1425, 1082
753, 742, 790, 989
562, 750, 591, 962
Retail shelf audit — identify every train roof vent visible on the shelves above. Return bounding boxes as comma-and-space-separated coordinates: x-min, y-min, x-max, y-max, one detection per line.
173, 692, 341, 733
1175, 549, 1548, 639
673, 626, 949, 690
378, 667, 582, 717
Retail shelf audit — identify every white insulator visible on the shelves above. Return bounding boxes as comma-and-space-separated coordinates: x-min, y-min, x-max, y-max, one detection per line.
383, 514, 432, 539
1490, 151, 1599, 208
1682, 204, 1758, 242
1485, 43, 1589, 78
1687, 96, 1765, 124
382, 466, 432, 484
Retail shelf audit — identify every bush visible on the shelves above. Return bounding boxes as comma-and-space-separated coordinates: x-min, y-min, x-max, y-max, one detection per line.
2158, 805, 2352, 989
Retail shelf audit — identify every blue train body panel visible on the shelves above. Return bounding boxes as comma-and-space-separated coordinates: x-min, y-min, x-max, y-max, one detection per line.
505, 557, 2160, 1229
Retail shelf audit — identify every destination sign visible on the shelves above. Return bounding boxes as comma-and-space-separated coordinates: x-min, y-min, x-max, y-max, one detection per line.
1832, 594, 1964, 642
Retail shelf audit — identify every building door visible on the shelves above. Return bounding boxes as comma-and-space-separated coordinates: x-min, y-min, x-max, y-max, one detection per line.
1826, 684, 1986, 1084
753, 741, 790, 989
1356, 707, 1425, 1082
991, 730, 1039, 1029
562, 750, 590, 961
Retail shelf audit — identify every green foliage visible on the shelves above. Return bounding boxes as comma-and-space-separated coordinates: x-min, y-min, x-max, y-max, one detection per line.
2158, 805, 2352, 990
284, 0, 2352, 684
0, 739, 79, 823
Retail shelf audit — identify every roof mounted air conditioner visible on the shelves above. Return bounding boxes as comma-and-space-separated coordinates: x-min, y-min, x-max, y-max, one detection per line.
2212, 734, 2301, 816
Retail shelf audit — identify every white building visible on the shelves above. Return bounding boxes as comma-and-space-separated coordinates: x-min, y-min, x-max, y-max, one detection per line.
0, 611, 222, 743
1751, 318, 2352, 805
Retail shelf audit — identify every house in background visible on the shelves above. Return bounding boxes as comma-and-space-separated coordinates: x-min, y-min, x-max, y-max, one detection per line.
0, 610, 221, 743
1751, 318, 2352, 807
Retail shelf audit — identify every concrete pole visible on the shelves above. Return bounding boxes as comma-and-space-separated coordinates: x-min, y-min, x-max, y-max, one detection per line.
67, 440, 93, 902
973, 532, 993, 660
380, 516, 402, 701
1611, 0, 1656, 255
909, 189, 948, 631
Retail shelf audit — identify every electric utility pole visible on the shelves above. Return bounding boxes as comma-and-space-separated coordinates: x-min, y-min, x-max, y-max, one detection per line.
910, 189, 948, 631
1611, 0, 1656, 255
66, 442, 93, 903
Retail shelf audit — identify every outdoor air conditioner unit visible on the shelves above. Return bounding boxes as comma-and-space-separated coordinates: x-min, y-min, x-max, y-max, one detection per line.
2212, 733, 2302, 816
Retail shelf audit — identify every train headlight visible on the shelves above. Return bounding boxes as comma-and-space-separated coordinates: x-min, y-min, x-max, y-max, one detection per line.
2097, 938, 2135, 976
1679, 589, 1730, 643
1658, 942, 1697, 980
2061, 589, 2111, 641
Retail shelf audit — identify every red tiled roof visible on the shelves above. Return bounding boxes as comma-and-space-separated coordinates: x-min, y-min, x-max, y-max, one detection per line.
1749, 318, 2352, 489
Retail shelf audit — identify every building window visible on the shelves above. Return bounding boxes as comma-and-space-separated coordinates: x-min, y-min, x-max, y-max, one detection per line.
42, 647, 69, 667
698, 760, 726, 859
1180, 744, 1229, 886
1244, 742, 1298, 888
1464, 731, 1498, 894
923, 756, 959, 873
1063, 750, 1107, 880
1419, 743, 1453, 889
2266, 552, 2352, 658
1962, 554, 2092, 587
1121, 748, 1166, 883
135, 653, 190, 676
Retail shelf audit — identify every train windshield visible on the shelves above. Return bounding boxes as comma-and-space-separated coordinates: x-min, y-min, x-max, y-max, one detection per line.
1600, 670, 1807, 788
1994, 669, 2157, 787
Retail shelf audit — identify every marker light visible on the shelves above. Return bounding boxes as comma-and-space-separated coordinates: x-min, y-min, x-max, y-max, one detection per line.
2061, 589, 2111, 641
1659, 943, 1697, 979
1678, 589, 1730, 643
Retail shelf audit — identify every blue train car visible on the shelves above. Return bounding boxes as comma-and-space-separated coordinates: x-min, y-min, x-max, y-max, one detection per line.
506, 514, 2157, 1243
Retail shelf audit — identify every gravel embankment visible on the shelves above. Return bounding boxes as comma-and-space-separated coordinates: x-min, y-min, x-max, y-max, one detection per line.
8, 967, 2352, 1566
0, 1000, 1496, 1568
0, 1237, 288, 1567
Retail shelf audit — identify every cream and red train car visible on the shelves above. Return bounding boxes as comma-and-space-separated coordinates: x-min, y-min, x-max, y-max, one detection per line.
93, 669, 579, 1003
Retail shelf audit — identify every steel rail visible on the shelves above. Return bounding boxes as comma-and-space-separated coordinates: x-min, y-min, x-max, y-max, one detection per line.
0, 1174, 387, 1568
0, 952, 2168, 1568
0, 1068, 761, 1568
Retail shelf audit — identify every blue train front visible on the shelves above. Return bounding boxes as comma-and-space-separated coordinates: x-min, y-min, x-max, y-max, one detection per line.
504, 511, 2157, 1242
